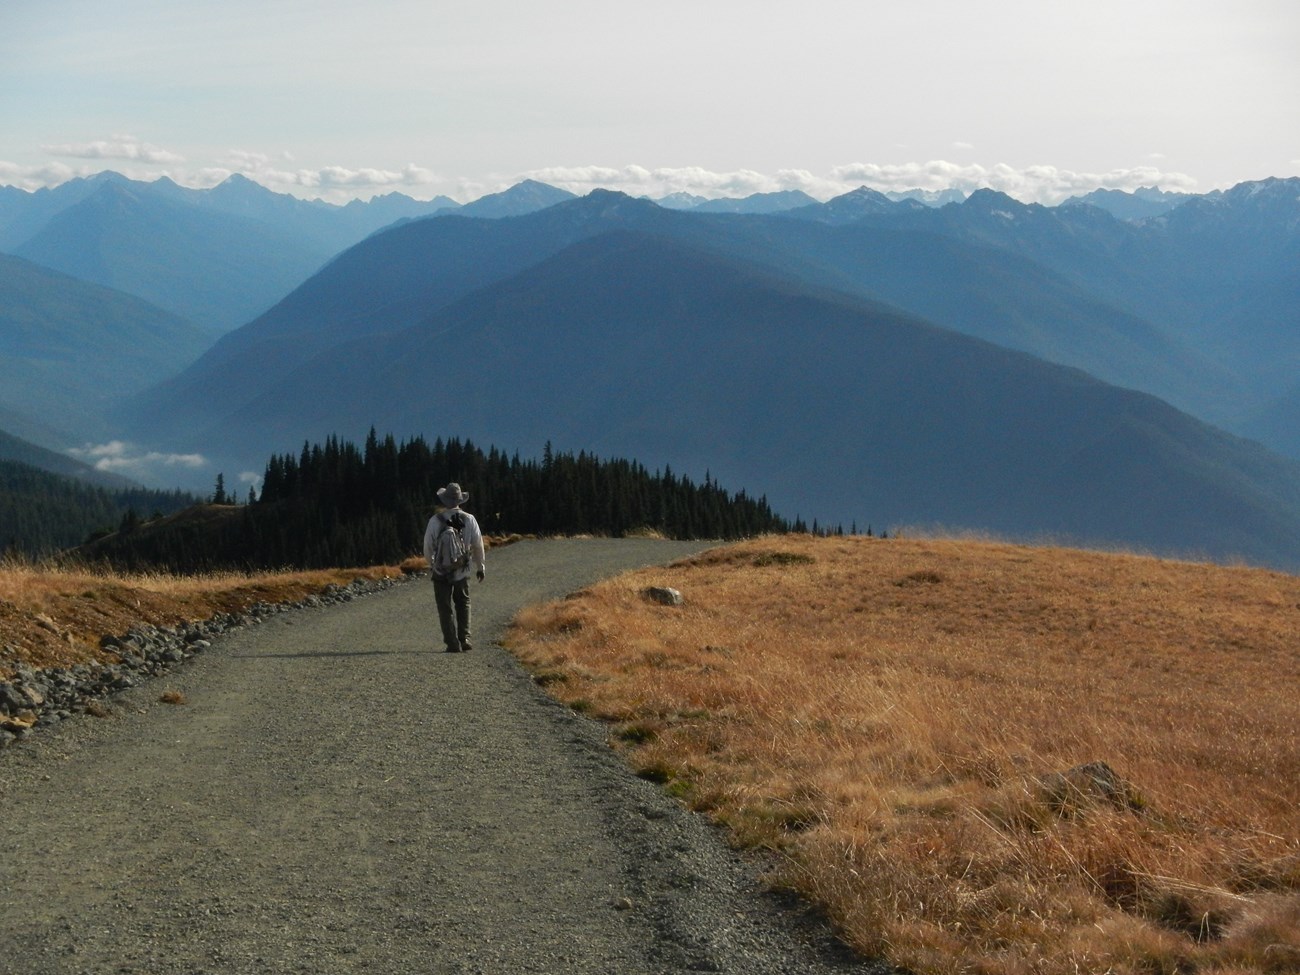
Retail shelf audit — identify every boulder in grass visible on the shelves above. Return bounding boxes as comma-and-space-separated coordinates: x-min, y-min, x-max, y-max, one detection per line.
643, 587, 684, 606
1038, 761, 1144, 814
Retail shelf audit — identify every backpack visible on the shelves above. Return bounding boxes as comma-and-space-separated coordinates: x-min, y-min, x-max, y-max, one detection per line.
432, 511, 470, 580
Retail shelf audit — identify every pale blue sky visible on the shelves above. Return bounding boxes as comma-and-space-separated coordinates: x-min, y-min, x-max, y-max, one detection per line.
1, 0, 1296, 203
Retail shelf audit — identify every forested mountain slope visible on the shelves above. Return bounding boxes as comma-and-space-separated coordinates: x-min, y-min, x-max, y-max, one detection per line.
137, 230, 1300, 569
0, 254, 209, 440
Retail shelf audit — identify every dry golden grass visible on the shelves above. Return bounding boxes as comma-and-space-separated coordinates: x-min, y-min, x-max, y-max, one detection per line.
0, 558, 401, 677
505, 535, 1300, 975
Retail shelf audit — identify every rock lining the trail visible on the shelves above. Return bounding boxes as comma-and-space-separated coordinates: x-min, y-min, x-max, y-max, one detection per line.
0, 576, 407, 746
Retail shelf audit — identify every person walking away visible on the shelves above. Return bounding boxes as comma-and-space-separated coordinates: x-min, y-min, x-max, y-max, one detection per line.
422, 482, 486, 653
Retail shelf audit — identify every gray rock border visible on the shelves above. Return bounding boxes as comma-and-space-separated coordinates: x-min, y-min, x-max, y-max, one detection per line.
0, 575, 409, 746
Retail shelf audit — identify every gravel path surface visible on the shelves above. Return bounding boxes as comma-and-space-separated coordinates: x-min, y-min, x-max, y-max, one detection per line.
1, 538, 888, 974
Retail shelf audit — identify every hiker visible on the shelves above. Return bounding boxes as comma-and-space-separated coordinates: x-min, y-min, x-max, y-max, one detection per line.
422, 482, 487, 653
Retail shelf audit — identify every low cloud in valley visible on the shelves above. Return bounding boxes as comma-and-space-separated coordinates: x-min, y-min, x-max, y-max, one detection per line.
69, 441, 207, 481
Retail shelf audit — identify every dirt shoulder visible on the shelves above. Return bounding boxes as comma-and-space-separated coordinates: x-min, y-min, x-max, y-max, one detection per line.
0, 538, 882, 974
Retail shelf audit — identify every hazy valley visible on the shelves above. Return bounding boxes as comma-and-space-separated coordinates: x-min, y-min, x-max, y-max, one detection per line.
3, 172, 1300, 569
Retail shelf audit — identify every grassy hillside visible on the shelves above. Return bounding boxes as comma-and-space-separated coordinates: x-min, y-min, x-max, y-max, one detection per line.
507, 534, 1300, 975
0, 560, 401, 677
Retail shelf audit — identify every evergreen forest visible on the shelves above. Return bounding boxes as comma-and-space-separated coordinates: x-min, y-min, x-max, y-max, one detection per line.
76, 432, 790, 572
0, 459, 196, 559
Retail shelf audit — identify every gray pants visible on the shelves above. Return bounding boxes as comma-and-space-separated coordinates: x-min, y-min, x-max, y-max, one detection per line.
432, 576, 472, 651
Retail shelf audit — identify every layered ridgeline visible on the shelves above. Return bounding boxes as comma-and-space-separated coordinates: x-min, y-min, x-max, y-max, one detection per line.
0, 172, 461, 334
0, 254, 209, 442
120, 186, 1300, 570
0, 172, 580, 336
127, 188, 1237, 443
8, 174, 1296, 568
0, 427, 133, 488
76, 433, 787, 572
122, 180, 1300, 453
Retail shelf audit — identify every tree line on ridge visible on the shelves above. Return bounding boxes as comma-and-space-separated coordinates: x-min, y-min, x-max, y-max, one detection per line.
77, 432, 793, 572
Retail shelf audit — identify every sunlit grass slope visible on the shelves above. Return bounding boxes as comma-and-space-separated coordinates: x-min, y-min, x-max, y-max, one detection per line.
506, 535, 1300, 975
0, 558, 401, 677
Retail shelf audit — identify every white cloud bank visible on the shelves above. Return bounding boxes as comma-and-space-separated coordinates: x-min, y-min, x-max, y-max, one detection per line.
69, 441, 207, 479
7, 139, 441, 201
830, 162, 1200, 204
4, 138, 1206, 205
195, 150, 440, 198
524, 161, 1201, 206
42, 135, 185, 164
0, 160, 87, 191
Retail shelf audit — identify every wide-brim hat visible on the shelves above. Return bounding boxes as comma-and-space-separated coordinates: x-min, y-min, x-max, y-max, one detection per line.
438, 482, 469, 507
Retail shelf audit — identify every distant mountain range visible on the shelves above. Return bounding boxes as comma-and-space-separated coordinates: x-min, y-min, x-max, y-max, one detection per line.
5, 172, 1299, 569
783, 180, 1300, 436
0, 172, 461, 333
125, 179, 1300, 457
456, 179, 576, 218
0, 173, 598, 336
690, 190, 819, 214
1061, 186, 1197, 220
112, 182, 1300, 568
0, 170, 1242, 338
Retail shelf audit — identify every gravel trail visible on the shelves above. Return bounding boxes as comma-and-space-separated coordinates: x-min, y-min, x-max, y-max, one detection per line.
0, 538, 886, 974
